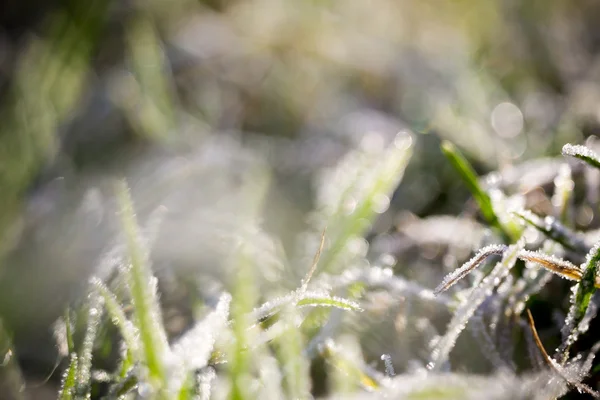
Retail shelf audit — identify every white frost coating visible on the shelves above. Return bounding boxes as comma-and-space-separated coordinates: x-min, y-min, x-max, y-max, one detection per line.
171, 292, 231, 370
518, 250, 582, 282
168, 292, 231, 394
294, 291, 362, 311
77, 291, 105, 392
560, 286, 599, 358
434, 244, 507, 295
251, 290, 361, 322
562, 143, 600, 160
428, 240, 523, 371
198, 367, 216, 400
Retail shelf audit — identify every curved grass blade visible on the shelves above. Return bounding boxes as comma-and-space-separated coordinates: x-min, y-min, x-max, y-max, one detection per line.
296, 293, 362, 312
434, 244, 507, 295
562, 144, 600, 170
517, 250, 583, 283
513, 210, 588, 253
526, 310, 600, 398
441, 141, 513, 241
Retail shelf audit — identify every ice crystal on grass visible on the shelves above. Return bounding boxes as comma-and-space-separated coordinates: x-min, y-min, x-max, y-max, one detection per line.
513, 209, 588, 253
251, 290, 362, 322
76, 290, 104, 398
560, 239, 600, 359
116, 180, 170, 394
198, 367, 217, 400
171, 292, 231, 371
428, 240, 523, 371
468, 304, 515, 371
517, 250, 583, 283
526, 309, 600, 398
562, 143, 600, 170
91, 278, 139, 359
433, 244, 507, 295
59, 353, 78, 400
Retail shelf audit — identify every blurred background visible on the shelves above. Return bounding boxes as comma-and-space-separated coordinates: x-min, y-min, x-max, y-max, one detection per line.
2, 0, 600, 397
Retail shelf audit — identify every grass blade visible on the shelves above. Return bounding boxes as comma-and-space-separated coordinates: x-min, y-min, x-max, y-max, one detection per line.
275, 306, 311, 400
562, 144, 600, 170
318, 132, 413, 273
91, 278, 139, 359
58, 354, 78, 400
115, 180, 168, 394
441, 140, 514, 241
76, 289, 104, 398
434, 244, 507, 294
526, 310, 600, 398
513, 210, 588, 253
428, 239, 524, 371
560, 241, 600, 359
295, 293, 362, 312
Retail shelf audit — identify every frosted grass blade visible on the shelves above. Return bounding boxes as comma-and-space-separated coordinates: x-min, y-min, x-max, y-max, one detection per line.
58, 354, 78, 400
275, 306, 311, 400
76, 289, 104, 398
428, 239, 523, 371
562, 144, 600, 170
560, 240, 600, 359
295, 293, 362, 312
513, 210, 588, 253
526, 310, 600, 398
434, 244, 507, 294
318, 132, 413, 273
91, 278, 138, 358
115, 180, 168, 393
171, 292, 231, 371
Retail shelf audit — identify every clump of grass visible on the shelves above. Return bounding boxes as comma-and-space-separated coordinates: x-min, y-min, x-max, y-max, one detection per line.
430, 141, 600, 395
46, 130, 414, 399
44, 137, 600, 399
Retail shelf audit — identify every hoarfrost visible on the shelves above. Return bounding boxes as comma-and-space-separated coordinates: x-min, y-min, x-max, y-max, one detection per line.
428, 240, 523, 371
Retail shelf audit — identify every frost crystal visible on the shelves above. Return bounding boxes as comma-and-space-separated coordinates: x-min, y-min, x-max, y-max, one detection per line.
562, 144, 600, 169
428, 240, 523, 371
434, 244, 507, 295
